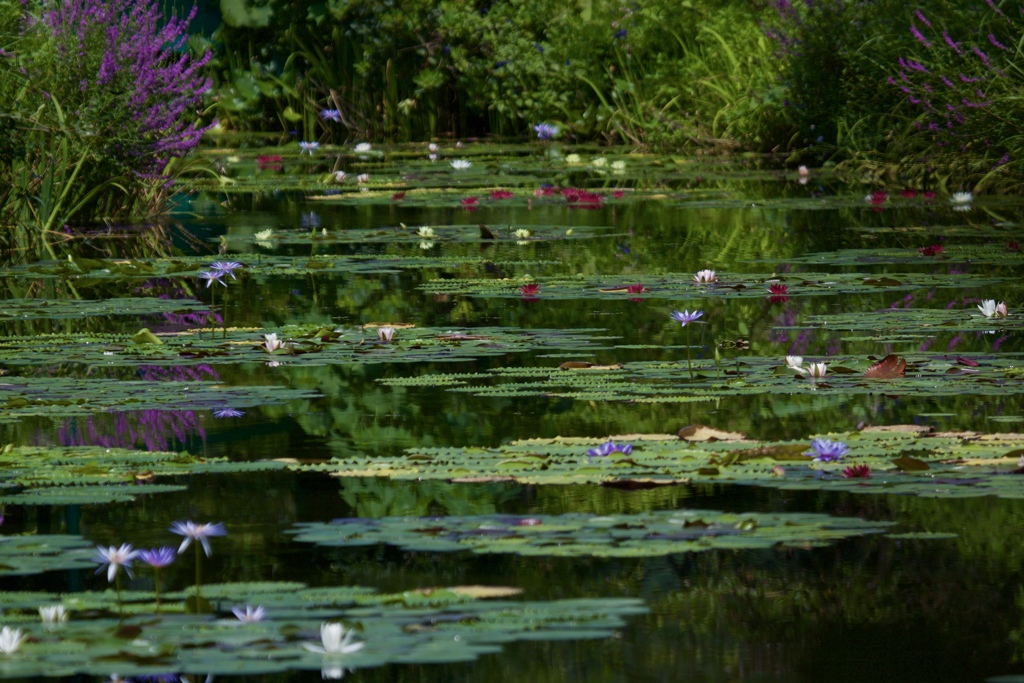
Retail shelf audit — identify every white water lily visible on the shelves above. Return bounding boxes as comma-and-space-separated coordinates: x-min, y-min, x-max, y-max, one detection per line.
303, 623, 365, 655
805, 362, 828, 378
39, 605, 68, 625
591, 156, 607, 167
354, 143, 372, 153
611, 160, 626, 171
977, 299, 1008, 318
428, 143, 439, 152
450, 159, 472, 170
785, 356, 804, 371
376, 327, 396, 343
514, 229, 531, 239
0, 627, 26, 654
798, 165, 809, 177
419, 241, 435, 250
417, 226, 435, 238
254, 229, 274, 242
951, 191, 973, 204
565, 153, 582, 164
264, 333, 283, 353
356, 173, 370, 184
428, 153, 439, 162
692, 269, 717, 284
333, 171, 346, 183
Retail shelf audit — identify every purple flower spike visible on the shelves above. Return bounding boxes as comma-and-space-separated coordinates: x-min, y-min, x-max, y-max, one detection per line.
586, 441, 633, 458
170, 521, 227, 557
671, 309, 703, 326
139, 546, 177, 569
804, 438, 850, 463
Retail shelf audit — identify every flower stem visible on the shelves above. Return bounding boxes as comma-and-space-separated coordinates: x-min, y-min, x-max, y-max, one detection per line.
194, 542, 202, 598
686, 324, 693, 380
153, 568, 161, 614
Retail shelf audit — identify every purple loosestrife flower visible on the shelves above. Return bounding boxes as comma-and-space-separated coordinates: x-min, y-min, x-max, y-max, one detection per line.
804, 438, 849, 463
94, 544, 141, 582
989, 34, 1009, 51
671, 309, 703, 326
139, 547, 177, 568
914, 9, 931, 27
943, 32, 962, 54
586, 441, 633, 458
42, 0, 214, 177
911, 26, 931, 47
170, 521, 227, 556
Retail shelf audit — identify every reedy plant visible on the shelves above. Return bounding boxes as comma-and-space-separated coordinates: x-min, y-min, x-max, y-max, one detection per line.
0, 0, 212, 241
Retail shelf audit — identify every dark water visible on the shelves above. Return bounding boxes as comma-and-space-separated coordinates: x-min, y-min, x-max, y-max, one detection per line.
3, 161, 1024, 681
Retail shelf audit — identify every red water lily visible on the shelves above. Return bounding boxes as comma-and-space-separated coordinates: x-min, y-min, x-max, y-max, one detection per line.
918, 244, 943, 256
490, 190, 514, 200
519, 283, 540, 297
767, 283, 789, 304
391, 191, 406, 201
842, 465, 871, 479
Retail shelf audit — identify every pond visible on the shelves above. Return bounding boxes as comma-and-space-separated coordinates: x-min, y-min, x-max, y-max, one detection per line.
1, 144, 1024, 682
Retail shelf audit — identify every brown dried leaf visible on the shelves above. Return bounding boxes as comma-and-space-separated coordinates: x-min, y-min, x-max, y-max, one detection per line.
864, 354, 906, 379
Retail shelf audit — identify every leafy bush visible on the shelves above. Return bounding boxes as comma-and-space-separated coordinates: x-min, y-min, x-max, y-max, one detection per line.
0, 0, 212, 232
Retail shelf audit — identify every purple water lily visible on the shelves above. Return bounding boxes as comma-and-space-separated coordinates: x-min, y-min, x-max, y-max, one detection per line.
211, 261, 243, 279
586, 441, 633, 458
198, 271, 226, 288
170, 520, 227, 557
94, 543, 140, 582
533, 123, 558, 140
671, 309, 703, 326
139, 546, 177, 568
805, 438, 849, 462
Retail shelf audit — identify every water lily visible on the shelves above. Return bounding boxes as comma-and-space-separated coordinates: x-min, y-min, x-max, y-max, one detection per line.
450, 159, 472, 170
805, 438, 849, 462
671, 309, 703, 326
428, 143, 439, 152
611, 160, 626, 171
94, 543, 140, 582
304, 623, 365, 655
299, 141, 320, 155
805, 361, 828, 378
428, 153, 439, 162
264, 333, 283, 353
767, 283, 789, 303
170, 521, 227, 557
951, 191, 973, 205
39, 605, 68, 625
461, 197, 478, 206
514, 229, 531, 239
533, 123, 558, 140
977, 299, 1008, 318
356, 173, 370, 184
490, 189, 514, 200
232, 605, 266, 623
0, 627, 26, 655
565, 153, 582, 164
213, 408, 245, 418
376, 327, 396, 343
785, 356, 804, 371
591, 157, 607, 168
198, 270, 226, 288
254, 229, 274, 244
520, 283, 540, 297
693, 269, 717, 284
354, 143, 372, 153
419, 241, 435, 250
626, 284, 646, 294
842, 465, 871, 479
333, 170, 347, 183
417, 226, 435, 238
139, 547, 177, 569
798, 165, 809, 177
321, 109, 341, 123
586, 441, 633, 457
211, 261, 243, 279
